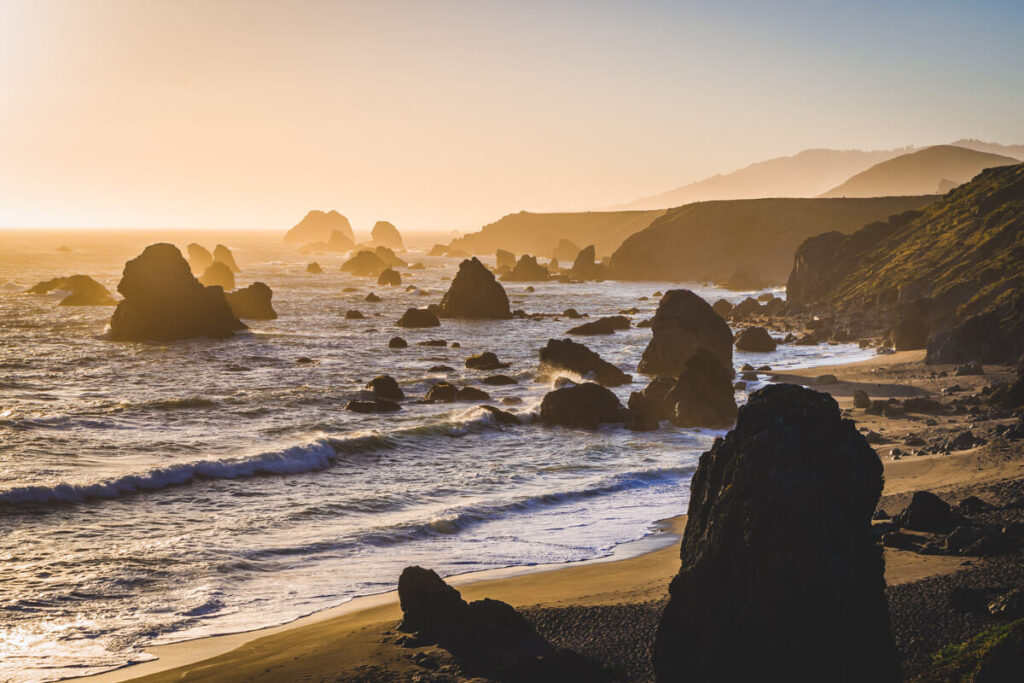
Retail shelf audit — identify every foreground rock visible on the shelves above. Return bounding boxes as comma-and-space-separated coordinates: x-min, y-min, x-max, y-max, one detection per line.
653, 384, 898, 682
501, 255, 550, 282
638, 290, 733, 376
198, 261, 235, 290
438, 258, 512, 319
539, 382, 626, 428
397, 308, 440, 328
28, 275, 117, 305
465, 352, 509, 370
371, 220, 403, 250
538, 339, 632, 387
109, 244, 243, 341
225, 282, 277, 320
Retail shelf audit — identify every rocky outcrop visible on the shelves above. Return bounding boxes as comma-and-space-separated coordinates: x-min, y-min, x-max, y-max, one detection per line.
28, 275, 117, 305
926, 295, 1024, 365
538, 339, 631, 387
375, 246, 407, 269
306, 262, 323, 274
501, 255, 550, 282
465, 352, 510, 370
377, 268, 401, 286
551, 238, 581, 262
894, 491, 962, 533
109, 244, 243, 341
397, 308, 441, 328
225, 282, 277, 320
539, 382, 627, 428
566, 316, 628, 335
198, 261, 235, 290
566, 245, 608, 281
495, 249, 516, 272
186, 243, 213, 272
213, 244, 240, 273
653, 384, 898, 682
284, 209, 354, 244
438, 258, 512, 319
341, 250, 388, 277
632, 349, 736, 429
734, 326, 777, 352
638, 290, 733, 377
371, 221, 403, 250
367, 375, 404, 400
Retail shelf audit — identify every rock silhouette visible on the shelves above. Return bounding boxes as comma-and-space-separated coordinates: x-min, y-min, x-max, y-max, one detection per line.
284, 209, 354, 244
538, 338, 632, 387
371, 220, 403, 250
109, 243, 243, 341
367, 375, 404, 400
186, 243, 213, 272
653, 384, 898, 682
889, 318, 929, 351
501, 255, 550, 282
539, 382, 627, 428
28, 275, 117, 306
397, 308, 440, 328
566, 245, 608, 281
213, 244, 240, 273
377, 268, 401, 286
438, 258, 512, 319
306, 262, 323, 274
342, 250, 388, 277
374, 246, 407, 269
225, 282, 277, 320
734, 326, 777, 352
198, 261, 235, 290
465, 352, 510, 370
638, 290, 733, 377
642, 348, 737, 429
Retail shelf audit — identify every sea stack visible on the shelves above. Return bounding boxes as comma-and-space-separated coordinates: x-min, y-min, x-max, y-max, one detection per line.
501, 255, 550, 282
567, 244, 607, 281
438, 257, 512, 319
213, 244, 240, 273
186, 243, 213, 273
653, 384, 898, 682
284, 209, 354, 244
198, 261, 235, 290
371, 221, 403, 250
225, 282, 277, 320
638, 289, 733, 376
109, 243, 243, 341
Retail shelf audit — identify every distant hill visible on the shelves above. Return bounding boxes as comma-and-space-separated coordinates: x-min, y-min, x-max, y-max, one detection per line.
611, 148, 908, 210
446, 210, 666, 259
608, 196, 938, 284
819, 145, 1019, 198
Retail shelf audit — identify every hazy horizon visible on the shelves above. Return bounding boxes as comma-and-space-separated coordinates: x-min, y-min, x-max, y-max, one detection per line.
4, 0, 1024, 233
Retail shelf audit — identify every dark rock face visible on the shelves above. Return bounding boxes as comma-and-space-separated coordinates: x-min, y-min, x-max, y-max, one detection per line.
539, 382, 626, 428
538, 338, 632, 387
186, 243, 213, 272
198, 261, 235, 290
653, 384, 898, 683
28, 275, 117, 305
501, 255, 550, 282
734, 326, 777, 352
926, 295, 1024, 365
306, 262, 323, 274
853, 388, 871, 408
225, 282, 277, 320
367, 375, 403, 400
566, 316, 629, 335
889, 318, 929, 351
341, 250, 388, 277
213, 244, 240, 273
397, 308, 441, 328
567, 245, 608, 281
345, 399, 401, 413
638, 290, 733, 377
371, 220, 403, 250
438, 258, 512, 319
465, 352, 510, 370
377, 268, 401, 286
895, 491, 963, 533
109, 244, 243, 341
663, 348, 737, 429
284, 209, 354, 244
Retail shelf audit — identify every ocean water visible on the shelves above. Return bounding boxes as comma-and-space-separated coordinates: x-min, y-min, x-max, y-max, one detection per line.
0, 232, 872, 681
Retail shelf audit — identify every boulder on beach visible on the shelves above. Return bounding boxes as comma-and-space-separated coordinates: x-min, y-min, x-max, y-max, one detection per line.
371, 220, 403, 250
213, 244, 240, 273
465, 352, 510, 370
284, 209, 354, 245
653, 384, 898, 682
306, 262, 323, 274
734, 326, 777, 352
539, 382, 627, 428
367, 375, 404, 401
186, 243, 213, 273
225, 282, 277, 320
495, 249, 516, 272
109, 243, 243, 341
566, 315, 629, 335
566, 245, 608, 281
198, 261, 235, 290
538, 338, 632, 387
397, 308, 440, 328
341, 250, 388, 277
28, 275, 117, 306
501, 255, 550, 282
638, 290, 733, 377
377, 268, 401, 286
438, 258, 512, 319
895, 491, 962, 533
729, 296, 762, 320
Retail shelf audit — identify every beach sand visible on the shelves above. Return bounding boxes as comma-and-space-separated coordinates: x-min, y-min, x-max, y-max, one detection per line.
76, 350, 1024, 682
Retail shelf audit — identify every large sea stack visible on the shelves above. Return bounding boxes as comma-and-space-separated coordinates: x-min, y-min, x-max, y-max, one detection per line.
438, 257, 511, 319
284, 209, 354, 244
371, 220, 403, 250
653, 384, 898, 682
566, 244, 607, 281
109, 243, 243, 341
638, 290, 733, 376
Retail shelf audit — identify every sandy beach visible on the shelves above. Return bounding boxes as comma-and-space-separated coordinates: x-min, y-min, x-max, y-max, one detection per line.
70, 349, 1024, 682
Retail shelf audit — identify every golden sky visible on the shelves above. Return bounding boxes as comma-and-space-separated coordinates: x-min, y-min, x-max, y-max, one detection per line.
2, 0, 1023, 232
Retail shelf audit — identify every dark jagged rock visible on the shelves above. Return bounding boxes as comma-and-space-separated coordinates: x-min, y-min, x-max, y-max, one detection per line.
306, 262, 323, 274
927, 295, 1024, 365
539, 382, 626, 428
345, 398, 400, 413
28, 275, 117, 306
341, 250, 388, 277
668, 348, 737, 428
225, 282, 277, 320
377, 268, 401, 286
109, 244, 243, 341
438, 258, 512, 319
284, 209, 354, 244
625, 391, 661, 431
496, 249, 516, 271
371, 220, 403, 250
388, 336, 408, 349
734, 326, 777, 352
480, 405, 521, 425
653, 384, 898, 682
990, 354, 1024, 410
956, 361, 985, 376
465, 352, 510, 370
501, 255, 550, 282
198, 261, 235, 290
425, 382, 458, 403
397, 308, 440, 328
186, 243, 213, 272
538, 338, 631, 387
888, 317, 929, 351
213, 244, 240, 273
367, 375, 404, 400
345, 309, 365, 320
566, 244, 608, 281
638, 290, 733, 377
566, 316, 629, 335
895, 491, 963, 533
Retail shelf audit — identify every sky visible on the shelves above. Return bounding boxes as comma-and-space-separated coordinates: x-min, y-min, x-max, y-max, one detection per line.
2, 0, 1023, 233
